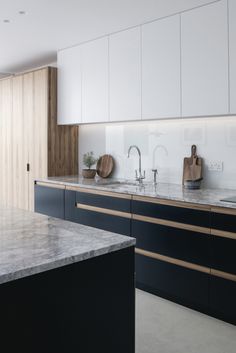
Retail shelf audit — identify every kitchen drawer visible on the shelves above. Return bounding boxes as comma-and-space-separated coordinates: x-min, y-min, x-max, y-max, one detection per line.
65, 190, 131, 235
132, 198, 210, 228
76, 190, 131, 213
211, 236, 236, 275
209, 276, 236, 325
211, 211, 236, 233
136, 253, 209, 309
35, 184, 65, 219
132, 220, 210, 267
74, 208, 131, 236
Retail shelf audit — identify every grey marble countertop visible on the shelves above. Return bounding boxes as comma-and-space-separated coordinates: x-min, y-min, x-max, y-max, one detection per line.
37, 175, 236, 209
0, 207, 135, 285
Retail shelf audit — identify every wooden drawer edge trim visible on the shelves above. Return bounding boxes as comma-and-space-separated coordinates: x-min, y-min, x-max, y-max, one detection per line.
132, 195, 210, 212
211, 206, 236, 216
133, 214, 210, 235
76, 203, 132, 219
211, 228, 236, 240
211, 269, 236, 282
66, 186, 131, 200
135, 248, 210, 274
35, 181, 65, 190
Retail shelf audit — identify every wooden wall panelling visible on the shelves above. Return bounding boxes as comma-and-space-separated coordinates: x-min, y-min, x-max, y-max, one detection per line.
24, 72, 34, 211
0, 80, 4, 206
0, 78, 12, 207
12, 76, 29, 210
4, 78, 13, 207
33, 69, 48, 182
0, 67, 78, 211
47, 67, 78, 177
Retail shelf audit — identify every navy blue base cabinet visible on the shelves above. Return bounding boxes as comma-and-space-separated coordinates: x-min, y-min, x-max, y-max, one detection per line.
65, 189, 132, 236
0, 247, 135, 353
35, 183, 236, 325
35, 183, 65, 219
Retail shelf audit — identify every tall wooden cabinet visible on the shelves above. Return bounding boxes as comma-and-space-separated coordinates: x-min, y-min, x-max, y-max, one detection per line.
0, 67, 78, 211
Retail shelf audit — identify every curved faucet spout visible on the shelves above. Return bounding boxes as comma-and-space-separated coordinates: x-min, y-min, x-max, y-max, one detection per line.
127, 145, 145, 184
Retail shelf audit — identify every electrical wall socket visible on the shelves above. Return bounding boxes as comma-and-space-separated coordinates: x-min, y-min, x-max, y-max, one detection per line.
208, 160, 223, 172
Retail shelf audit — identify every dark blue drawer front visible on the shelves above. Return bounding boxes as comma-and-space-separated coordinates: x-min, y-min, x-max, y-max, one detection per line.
35, 185, 65, 219
211, 212, 236, 233
132, 200, 210, 228
136, 254, 209, 308
132, 220, 210, 267
65, 190, 76, 222
212, 237, 236, 275
209, 276, 236, 324
76, 192, 131, 213
65, 190, 131, 236
74, 209, 131, 236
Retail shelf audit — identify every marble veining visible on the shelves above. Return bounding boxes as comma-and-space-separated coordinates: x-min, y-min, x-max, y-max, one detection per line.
37, 175, 236, 209
0, 207, 135, 285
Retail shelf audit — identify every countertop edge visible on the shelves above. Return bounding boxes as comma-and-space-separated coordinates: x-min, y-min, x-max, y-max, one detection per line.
35, 178, 236, 211
0, 238, 135, 285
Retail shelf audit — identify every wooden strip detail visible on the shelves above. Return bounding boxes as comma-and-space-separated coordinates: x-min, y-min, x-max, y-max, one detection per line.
211, 269, 236, 282
133, 195, 210, 212
211, 206, 236, 216
135, 248, 210, 274
76, 203, 132, 219
35, 181, 65, 190
66, 185, 131, 200
133, 214, 210, 235
211, 228, 236, 240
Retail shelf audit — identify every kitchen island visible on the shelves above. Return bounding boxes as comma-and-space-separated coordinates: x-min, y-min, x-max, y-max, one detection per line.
0, 206, 135, 353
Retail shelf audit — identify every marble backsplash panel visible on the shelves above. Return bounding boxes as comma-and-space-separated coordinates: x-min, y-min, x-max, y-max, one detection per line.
79, 116, 236, 189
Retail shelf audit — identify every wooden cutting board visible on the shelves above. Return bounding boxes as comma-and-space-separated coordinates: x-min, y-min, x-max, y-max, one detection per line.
96, 154, 114, 178
182, 145, 203, 184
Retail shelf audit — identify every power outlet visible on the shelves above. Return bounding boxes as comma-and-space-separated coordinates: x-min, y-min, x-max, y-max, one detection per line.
208, 160, 223, 172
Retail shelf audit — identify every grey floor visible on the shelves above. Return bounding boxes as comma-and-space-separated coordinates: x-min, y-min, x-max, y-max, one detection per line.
136, 289, 236, 353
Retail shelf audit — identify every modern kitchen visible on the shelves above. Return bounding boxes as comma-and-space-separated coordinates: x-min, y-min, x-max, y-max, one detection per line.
0, 0, 236, 352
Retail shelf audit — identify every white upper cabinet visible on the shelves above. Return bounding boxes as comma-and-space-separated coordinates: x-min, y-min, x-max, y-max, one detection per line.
142, 15, 181, 119
82, 37, 109, 123
229, 0, 236, 114
57, 46, 82, 125
109, 27, 141, 121
181, 0, 229, 117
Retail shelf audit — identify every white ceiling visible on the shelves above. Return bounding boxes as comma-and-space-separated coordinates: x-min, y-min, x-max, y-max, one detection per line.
0, 0, 217, 74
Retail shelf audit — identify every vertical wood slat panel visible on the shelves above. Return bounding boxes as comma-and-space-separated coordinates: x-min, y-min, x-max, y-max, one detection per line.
0, 67, 78, 211
24, 72, 34, 211
0, 78, 12, 207
12, 76, 29, 210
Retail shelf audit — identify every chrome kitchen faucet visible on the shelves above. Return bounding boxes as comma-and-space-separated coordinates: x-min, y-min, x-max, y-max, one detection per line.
127, 145, 145, 185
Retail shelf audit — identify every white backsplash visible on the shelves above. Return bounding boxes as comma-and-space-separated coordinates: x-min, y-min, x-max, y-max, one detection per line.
79, 116, 236, 190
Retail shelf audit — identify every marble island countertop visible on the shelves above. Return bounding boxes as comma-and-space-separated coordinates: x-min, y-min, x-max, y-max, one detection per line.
37, 175, 236, 210
0, 207, 135, 285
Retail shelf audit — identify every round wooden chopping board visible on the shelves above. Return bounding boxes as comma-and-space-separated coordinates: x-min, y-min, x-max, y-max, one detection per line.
96, 154, 114, 178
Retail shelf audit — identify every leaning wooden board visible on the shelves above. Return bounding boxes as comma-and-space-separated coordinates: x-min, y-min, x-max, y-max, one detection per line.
96, 154, 114, 178
183, 145, 203, 184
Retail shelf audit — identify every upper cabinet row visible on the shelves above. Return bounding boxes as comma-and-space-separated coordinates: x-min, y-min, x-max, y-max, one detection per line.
58, 0, 236, 125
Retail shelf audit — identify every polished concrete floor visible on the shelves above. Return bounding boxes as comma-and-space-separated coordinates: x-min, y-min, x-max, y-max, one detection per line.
136, 289, 236, 353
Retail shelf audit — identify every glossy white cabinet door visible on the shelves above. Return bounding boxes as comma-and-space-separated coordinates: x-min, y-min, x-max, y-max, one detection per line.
81, 37, 109, 123
229, 0, 236, 114
142, 15, 181, 119
109, 27, 141, 121
57, 46, 82, 125
181, 0, 229, 117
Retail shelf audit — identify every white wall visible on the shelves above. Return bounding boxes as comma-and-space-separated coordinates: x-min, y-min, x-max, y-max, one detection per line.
79, 116, 236, 190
